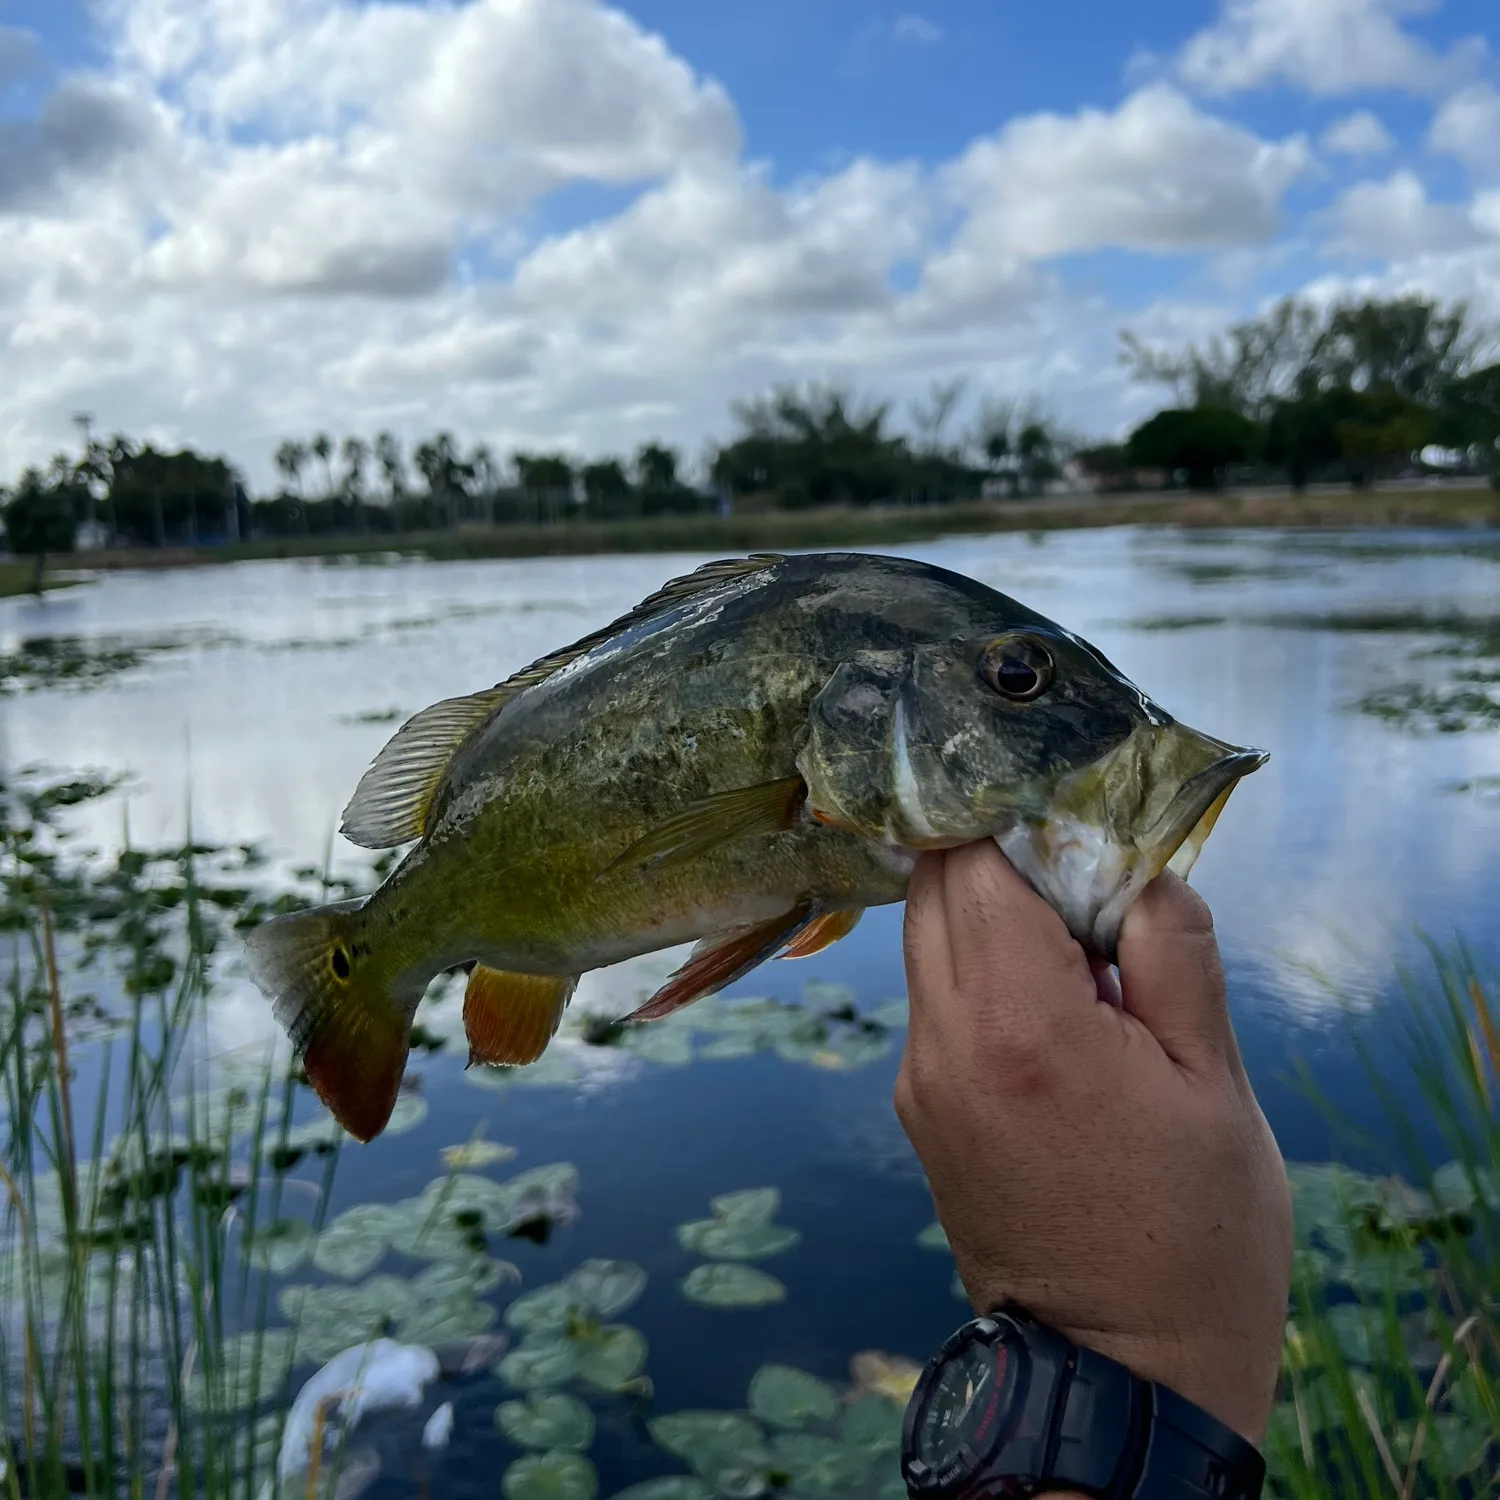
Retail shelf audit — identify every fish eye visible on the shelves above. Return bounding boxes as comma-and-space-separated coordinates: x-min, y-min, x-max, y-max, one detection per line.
979, 636, 1055, 702
332, 948, 352, 980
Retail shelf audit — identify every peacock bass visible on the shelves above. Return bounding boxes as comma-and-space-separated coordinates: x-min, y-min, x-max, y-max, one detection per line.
244, 552, 1267, 1142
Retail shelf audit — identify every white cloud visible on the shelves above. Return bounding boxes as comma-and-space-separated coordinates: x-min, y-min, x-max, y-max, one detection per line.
1324, 170, 1489, 260
1177, 0, 1479, 96
939, 86, 1309, 263
1427, 83, 1500, 178
892, 15, 943, 45
1320, 110, 1396, 156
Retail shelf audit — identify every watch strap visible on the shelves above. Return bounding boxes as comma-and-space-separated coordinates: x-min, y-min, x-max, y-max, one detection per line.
1132, 1381, 1266, 1500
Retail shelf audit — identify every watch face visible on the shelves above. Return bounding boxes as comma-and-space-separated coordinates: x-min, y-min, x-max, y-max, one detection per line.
910, 1321, 1023, 1484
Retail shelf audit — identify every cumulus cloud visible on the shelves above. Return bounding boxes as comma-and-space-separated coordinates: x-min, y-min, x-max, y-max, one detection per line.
1324, 170, 1488, 260
0, 78, 152, 212
1177, 0, 1479, 96
1427, 83, 1500, 178
1321, 110, 1396, 156
939, 86, 1309, 263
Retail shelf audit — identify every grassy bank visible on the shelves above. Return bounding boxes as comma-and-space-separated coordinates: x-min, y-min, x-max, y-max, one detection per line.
16, 483, 1499, 587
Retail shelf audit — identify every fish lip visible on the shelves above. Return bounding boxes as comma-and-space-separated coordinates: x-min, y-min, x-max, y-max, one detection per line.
1144, 746, 1269, 868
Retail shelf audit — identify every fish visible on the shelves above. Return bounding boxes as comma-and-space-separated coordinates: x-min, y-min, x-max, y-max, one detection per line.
244, 551, 1267, 1143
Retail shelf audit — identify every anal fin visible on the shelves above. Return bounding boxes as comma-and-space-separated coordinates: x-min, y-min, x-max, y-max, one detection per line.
622, 903, 817, 1024
778, 908, 864, 960
464, 968, 577, 1068
603, 776, 806, 877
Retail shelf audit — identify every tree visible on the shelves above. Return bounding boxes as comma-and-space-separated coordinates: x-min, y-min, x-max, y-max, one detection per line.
413, 432, 470, 528
341, 436, 371, 531
975, 397, 1066, 498
514, 453, 575, 524
310, 432, 335, 499
580, 459, 633, 519
635, 441, 679, 493
1126, 407, 1259, 490
374, 431, 406, 527
3, 470, 77, 591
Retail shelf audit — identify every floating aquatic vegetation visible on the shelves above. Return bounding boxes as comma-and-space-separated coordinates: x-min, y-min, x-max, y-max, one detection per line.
496, 1392, 596, 1452
647, 1362, 910, 1500
679, 1264, 787, 1309
241, 1216, 314, 1274
748, 1365, 840, 1429
914, 1222, 948, 1252
0, 632, 203, 695
340, 708, 405, 724
676, 1189, 801, 1262
442, 1138, 519, 1170
606, 1480, 713, 1500
502, 1450, 599, 1500
183, 1328, 299, 1415
848, 1352, 922, 1406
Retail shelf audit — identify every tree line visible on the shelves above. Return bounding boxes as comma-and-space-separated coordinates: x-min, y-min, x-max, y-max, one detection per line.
4, 295, 1499, 585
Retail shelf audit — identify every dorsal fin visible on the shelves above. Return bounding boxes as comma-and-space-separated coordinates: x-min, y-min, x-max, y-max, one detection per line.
340, 689, 509, 848
340, 555, 786, 850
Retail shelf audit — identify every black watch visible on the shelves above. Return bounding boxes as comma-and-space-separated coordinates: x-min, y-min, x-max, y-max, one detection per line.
900, 1305, 1266, 1500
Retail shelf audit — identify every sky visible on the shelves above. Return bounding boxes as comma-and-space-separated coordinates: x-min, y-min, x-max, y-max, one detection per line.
1, 0, 1498, 487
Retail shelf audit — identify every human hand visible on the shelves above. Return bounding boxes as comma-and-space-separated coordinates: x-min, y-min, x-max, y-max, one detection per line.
895, 842, 1292, 1445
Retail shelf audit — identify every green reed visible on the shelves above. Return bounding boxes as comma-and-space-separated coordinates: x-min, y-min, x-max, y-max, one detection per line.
0, 783, 341, 1500
1266, 946, 1500, 1498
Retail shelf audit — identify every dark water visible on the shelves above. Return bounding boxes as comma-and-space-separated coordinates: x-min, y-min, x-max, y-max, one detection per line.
4, 526, 1499, 1497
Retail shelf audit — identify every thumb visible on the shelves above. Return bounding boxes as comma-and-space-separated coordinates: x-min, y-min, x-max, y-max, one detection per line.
1115, 872, 1232, 1076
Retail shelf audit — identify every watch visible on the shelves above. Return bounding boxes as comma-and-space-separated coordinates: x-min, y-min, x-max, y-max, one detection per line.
900, 1304, 1266, 1500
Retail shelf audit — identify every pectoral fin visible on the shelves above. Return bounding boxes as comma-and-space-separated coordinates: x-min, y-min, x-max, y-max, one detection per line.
622, 903, 817, 1024
778, 908, 864, 960
464, 968, 578, 1068
602, 776, 807, 877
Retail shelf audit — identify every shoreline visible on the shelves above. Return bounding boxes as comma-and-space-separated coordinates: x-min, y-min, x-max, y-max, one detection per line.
6, 483, 1498, 597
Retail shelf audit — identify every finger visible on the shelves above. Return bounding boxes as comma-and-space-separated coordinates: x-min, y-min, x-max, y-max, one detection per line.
1088, 955, 1122, 1009
903, 851, 956, 1009
1115, 872, 1230, 1075
938, 841, 1096, 1025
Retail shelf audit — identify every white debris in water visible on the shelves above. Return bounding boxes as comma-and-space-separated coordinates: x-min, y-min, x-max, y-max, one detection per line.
277, 1339, 440, 1483
422, 1400, 455, 1450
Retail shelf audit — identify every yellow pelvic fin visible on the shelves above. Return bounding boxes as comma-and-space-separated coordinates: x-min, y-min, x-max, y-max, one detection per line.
778, 908, 865, 960
603, 776, 807, 877
340, 688, 509, 849
464, 967, 577, 1068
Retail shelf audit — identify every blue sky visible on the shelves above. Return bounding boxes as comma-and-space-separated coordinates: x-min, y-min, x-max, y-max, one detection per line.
0, 0, 1497, 482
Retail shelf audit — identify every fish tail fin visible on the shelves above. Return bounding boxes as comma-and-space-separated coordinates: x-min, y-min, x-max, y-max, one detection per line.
243, 898, 411, 1144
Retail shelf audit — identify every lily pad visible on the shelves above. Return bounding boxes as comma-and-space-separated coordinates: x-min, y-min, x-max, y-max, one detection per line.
747, 1365, 839, 1430
508, 1284, 580, 1337
1431, 1159, 1500, 1213
507, 1164, 582, 1199
241, 1217, 312, 1273
841, 1396, 904, 1455
649, 1412, 768, 1467
497, 1392, 596, 1452
313, 1204, 403, 1279
681, 1264, 786, 1309
384, 1093, 429, 1135
573, 1323, 648, 1391
503, 1451, 598, 1500
499, 1338, 581, 1390
711, 1189, 780, 1225
770, 1431, 871, 1497
623, 1028, 695, 1065
916, 1222, 949, 1252
183, 1328, 297, 1414
414, 1256, 513, 1301
868, 998, 909, 1028
677, 1221, 801, 1262
278, 1275, 417, 1363
396, 1294, 497, 1348
567, 1259, 648, 1318
699, 1036, 759, 1062
607, 1482, 713, 1500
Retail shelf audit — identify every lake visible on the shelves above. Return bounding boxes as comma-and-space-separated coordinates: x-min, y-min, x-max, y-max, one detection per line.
4, 525, 1499, 1499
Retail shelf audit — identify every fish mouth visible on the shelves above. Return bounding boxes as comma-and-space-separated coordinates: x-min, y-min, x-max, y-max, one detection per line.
1142, 744, 1270, 882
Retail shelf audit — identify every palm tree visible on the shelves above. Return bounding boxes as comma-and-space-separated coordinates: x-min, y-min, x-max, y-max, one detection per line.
341, 436, 370, 532
273, 440, 309, 533
469, 443, 499, 525
310, 432, 335, 500
374, 431, 405, 531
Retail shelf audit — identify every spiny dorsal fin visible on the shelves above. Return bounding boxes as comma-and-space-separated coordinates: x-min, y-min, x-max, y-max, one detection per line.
340, 688, 509, 849
341, 555, 786, 851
